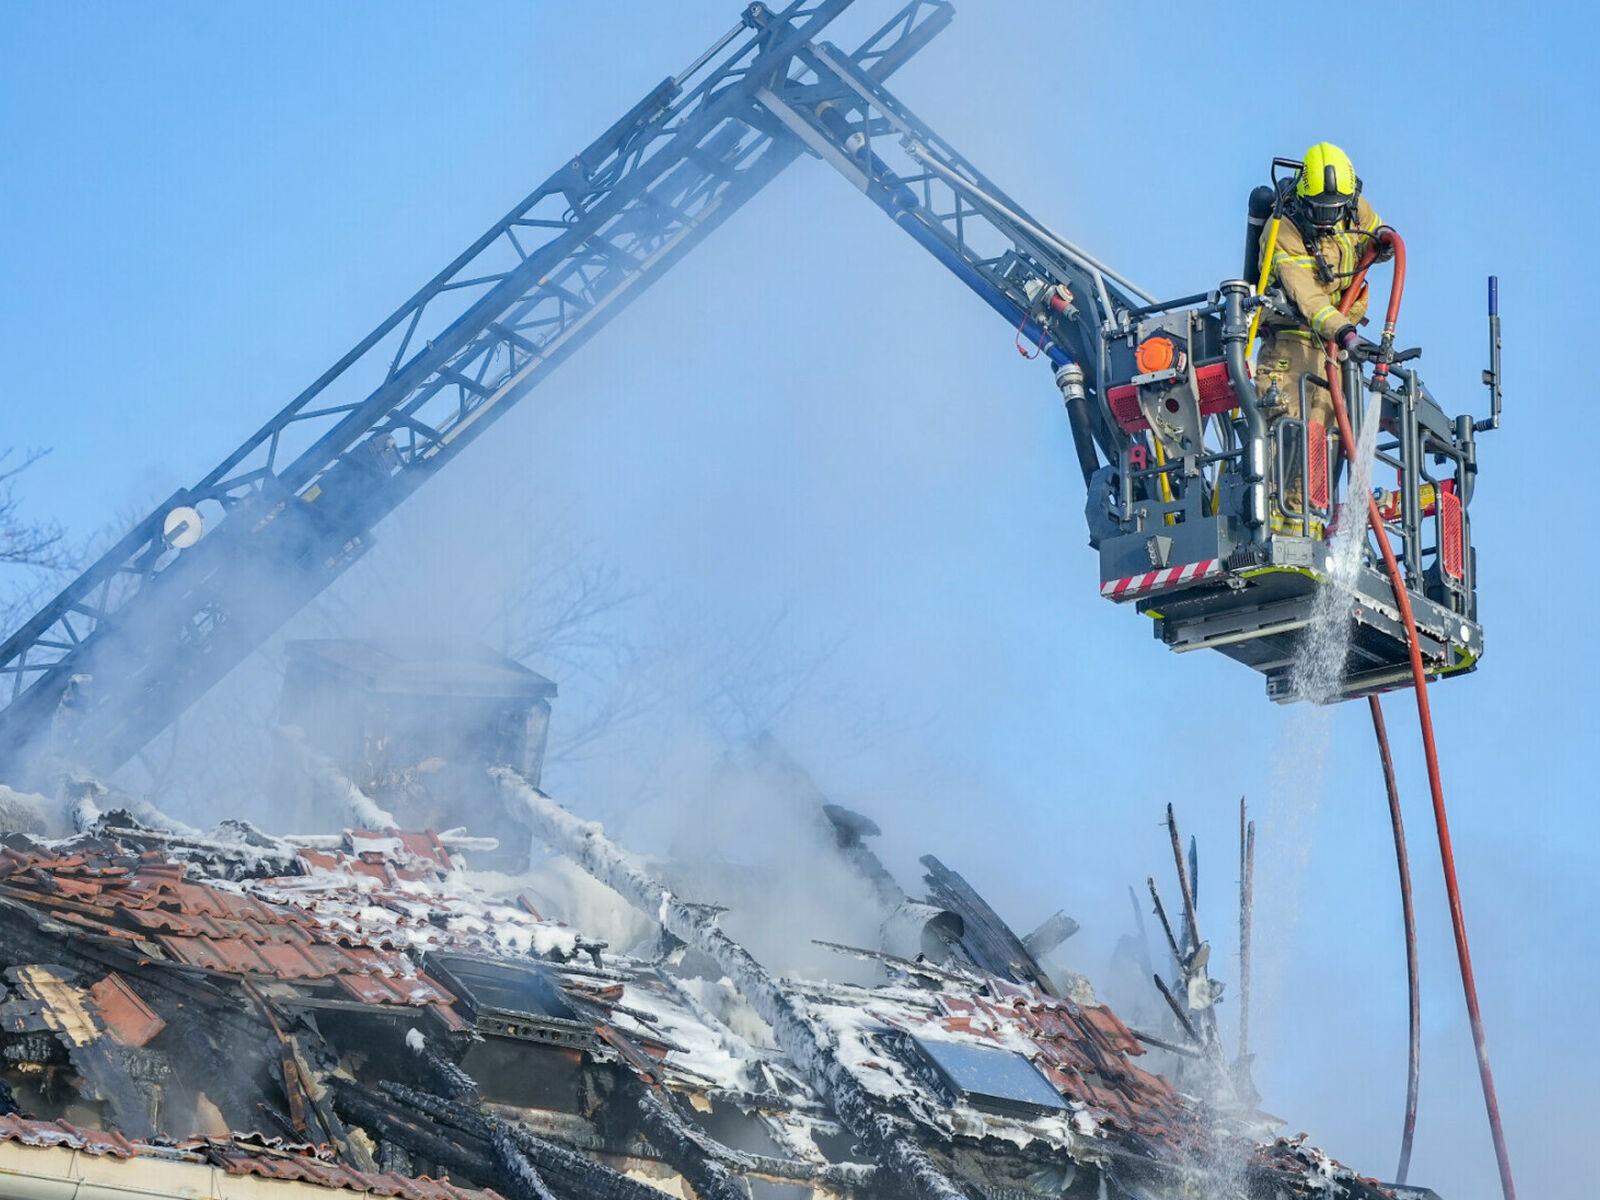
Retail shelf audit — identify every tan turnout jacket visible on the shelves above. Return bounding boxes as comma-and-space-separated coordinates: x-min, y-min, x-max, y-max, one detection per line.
1261, 194, 1383, 342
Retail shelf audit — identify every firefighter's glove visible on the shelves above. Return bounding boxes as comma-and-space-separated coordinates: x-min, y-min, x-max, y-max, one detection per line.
1371, 233, 1396, 262
1337, 327, 1380, 363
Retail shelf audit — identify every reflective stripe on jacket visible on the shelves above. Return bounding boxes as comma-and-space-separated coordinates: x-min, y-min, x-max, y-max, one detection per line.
1262, 195, 1382, 341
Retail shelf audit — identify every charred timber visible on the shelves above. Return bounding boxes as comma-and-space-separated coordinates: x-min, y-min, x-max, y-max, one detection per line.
629, 1083, 747, 1200
277, 725, 398, 832
330, 1080, 502, 1187
920, 854, 1058, 996
1164, 805, 1200, 954
379, 1081, 675, 1200
633, 1081, 878, 1192
488, 1123, 564, 1200
504, 1121, 684, 1200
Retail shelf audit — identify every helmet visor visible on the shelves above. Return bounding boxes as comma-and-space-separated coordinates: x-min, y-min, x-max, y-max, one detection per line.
1303, 192, 1349, 228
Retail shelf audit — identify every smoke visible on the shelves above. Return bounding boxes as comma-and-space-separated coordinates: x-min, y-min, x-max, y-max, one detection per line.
5, 3, 1584, 1191
34, 173, 1539, 1200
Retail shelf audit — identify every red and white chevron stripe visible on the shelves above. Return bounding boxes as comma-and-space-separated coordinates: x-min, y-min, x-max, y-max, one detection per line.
1100, 558, 1222, 601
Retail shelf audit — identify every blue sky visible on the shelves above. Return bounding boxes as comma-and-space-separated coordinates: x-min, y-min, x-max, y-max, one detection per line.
2, 3, 1595, 1197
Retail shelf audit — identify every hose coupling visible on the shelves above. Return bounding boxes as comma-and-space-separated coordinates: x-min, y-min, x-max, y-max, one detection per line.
1055, 362, 1086, 407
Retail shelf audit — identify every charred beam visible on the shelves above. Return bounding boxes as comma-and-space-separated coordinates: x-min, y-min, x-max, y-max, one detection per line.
377, 1138, 415, 1177
1145, 877, 1182, 972
630, 1083, 747, 1200
99, 824, 300, 878
489, 1123, 564, 1200
919, 854, 1057, 996
1151, 974, 1200, 1047
812, 938, 974, 986
330, 1079, 501, 1187
276, 724, 397, 832
246, 984, 376, 1171
1164, 804, 1200, 953
1021, 910, 1079, 960
161, 1003, 273, 1131
1126, 1027, 1202, 1059
504, 1120, 686, 1200
402, 1023, 480, 1103
379, 1079, 679, 1200
629, 1079, 878, 1193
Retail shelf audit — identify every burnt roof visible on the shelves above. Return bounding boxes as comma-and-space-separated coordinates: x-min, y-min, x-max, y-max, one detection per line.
0, 815, 1411, 1200
0, 1114, 501, 1200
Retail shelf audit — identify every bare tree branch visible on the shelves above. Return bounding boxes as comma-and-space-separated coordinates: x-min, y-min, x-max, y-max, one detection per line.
698, 603, 846, 749
494, 553, 640, 674
0, 448, 67, 569
0, 447, 80, 638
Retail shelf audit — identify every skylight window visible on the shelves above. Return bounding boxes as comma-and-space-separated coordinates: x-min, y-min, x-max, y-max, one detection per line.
910, 1036, 1068, 1117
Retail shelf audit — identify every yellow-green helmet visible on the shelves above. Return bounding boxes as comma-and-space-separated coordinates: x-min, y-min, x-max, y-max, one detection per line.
1295, 142, 1360, 229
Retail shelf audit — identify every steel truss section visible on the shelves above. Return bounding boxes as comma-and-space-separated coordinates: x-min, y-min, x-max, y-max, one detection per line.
0, 0, 955, 781
749, 40, 1148, 390
746, 39, 1153, 475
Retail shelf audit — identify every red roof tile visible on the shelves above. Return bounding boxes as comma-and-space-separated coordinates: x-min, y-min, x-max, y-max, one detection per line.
0, 1114, 143, 1157
336, 973, 453, 1007
85, 973, 165, 1048
0, 1114, 501, 1200
0, 851, 457, 1013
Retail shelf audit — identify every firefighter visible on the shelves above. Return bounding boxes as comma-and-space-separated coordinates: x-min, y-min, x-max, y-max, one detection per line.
1255, 142, 1386, 521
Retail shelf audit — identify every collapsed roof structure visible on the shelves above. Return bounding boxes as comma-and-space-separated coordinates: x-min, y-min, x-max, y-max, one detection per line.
0, 647, 1437, 1200
0, 0, 1510, 1189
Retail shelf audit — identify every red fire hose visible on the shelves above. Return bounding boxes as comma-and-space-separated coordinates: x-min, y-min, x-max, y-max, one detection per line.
1367, 693, 1420, 1182
1323, 230, 1517, 1200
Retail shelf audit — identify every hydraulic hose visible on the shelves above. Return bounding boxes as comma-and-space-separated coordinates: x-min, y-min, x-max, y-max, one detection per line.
1367, 694, 1419, 1183
1324, 230, 1517, 1200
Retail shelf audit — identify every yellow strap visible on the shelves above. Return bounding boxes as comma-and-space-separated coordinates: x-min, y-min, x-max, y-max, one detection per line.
1153, 438, 1176, 525
1245, 215, 1282, 360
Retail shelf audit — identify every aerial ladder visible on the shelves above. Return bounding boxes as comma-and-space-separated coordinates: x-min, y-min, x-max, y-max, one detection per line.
0, 0, 1498, 781
0, 1, 1516, 1193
